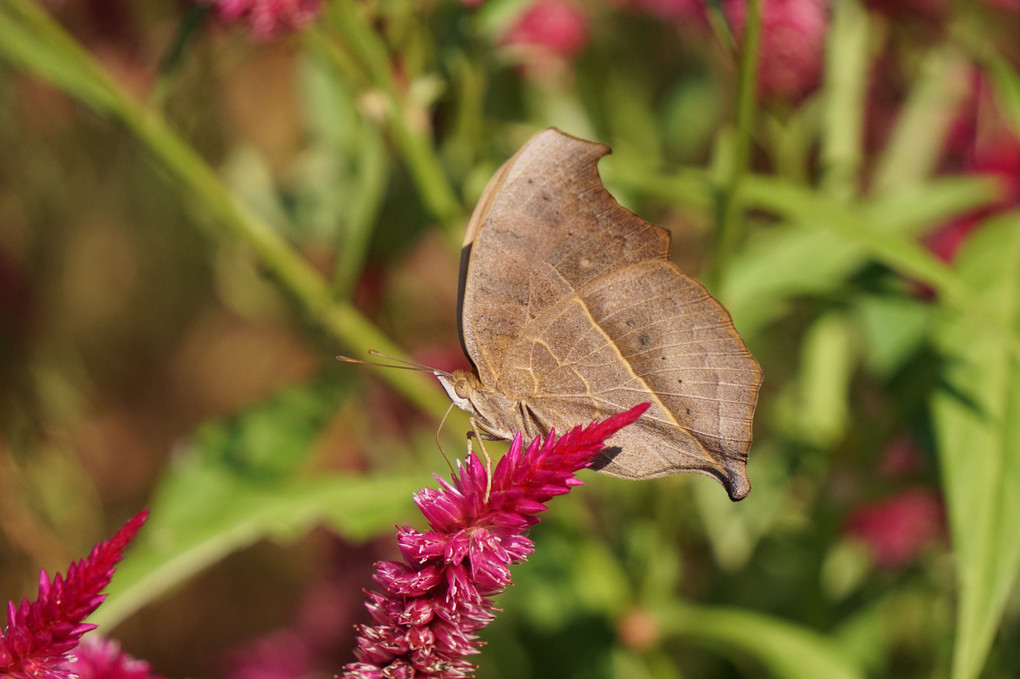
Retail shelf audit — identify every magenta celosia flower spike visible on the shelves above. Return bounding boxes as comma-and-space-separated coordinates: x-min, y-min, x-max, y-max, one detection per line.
342, 404, 650, 678
0, 510, 148, 679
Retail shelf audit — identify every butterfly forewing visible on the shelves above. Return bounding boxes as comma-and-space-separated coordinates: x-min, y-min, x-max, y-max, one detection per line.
460, 129, 670, 385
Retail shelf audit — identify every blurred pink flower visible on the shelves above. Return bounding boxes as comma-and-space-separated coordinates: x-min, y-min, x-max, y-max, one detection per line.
503, 0, 590, 59
222, 540, 380, 679
925, 218, 982, 262
0, 510, 148, 679
725, 0, 829, 102
61, 636, 165, 679
927, 74, 1020, 262
227, 629, 320, 679
205, 0, 322, 41
844, 489, 944, 570
341, 405, 649, 677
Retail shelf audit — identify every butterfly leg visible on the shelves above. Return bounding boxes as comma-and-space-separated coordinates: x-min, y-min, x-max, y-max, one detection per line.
468, 417, 494, 503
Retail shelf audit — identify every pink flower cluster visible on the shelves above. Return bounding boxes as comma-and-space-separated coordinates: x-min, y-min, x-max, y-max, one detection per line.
342, 404, 649, 678
205, 0, 323, 41
927, 73, 1020, 262
0, 510, 148, 679
844, 489, 944, 570
503, 0, 590, 59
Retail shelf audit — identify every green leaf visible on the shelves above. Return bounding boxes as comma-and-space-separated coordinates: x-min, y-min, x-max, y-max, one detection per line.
931, 212, 1020, 679
974, 37, 1020, 140
659, 603, 865, 679
855, 294, 935, 378
95, 463, 427, 629
296, 51, 388, 294
792, 313, 855, 447
871, 47, 970, 195
820, 0, 868, 200
194, 378, 351, 478
92, 377, 429, 628
721, 175, 1000, 336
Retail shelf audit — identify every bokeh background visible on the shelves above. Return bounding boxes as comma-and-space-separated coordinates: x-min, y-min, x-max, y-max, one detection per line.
1, 0, 1019, 677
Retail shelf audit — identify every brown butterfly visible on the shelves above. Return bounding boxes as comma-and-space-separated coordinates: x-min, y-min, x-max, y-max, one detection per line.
431, 129, 762, 500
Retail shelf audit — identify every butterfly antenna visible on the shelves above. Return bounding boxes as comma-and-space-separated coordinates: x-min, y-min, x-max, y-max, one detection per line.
367, 350, 452, 376
336, 352, 450, 377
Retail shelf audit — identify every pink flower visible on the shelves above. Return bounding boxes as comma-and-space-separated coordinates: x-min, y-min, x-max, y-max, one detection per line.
61, 636, 165, 679
844, 489, 944, 570
0, 510, 148, 679
227, 630, 319, 679
503, 0, 590, 60
205, 0, 322, 41
725, 0, 829, 102
341, 404, 649, 678
927, 73, 1020, 262
925, 218, 982, 262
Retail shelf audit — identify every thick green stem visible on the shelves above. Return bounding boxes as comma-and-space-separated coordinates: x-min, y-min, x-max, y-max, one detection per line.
0, 0, 451, 422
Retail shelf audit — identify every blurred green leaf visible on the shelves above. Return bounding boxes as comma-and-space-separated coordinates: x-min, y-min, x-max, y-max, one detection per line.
871, 47, 970, 195
931, 212, 1020, 679
296, 51, 388, 293
972, 34, 1020, 140
721, 175, 1000, 335
194, 378, 350, 478
820, 0, 868, 200
221, 146, 293, 233
613, 167, 998, 336
795, 313, 855, 446
92, 376, 427, 627
97, 463, 426, 630
855, 294, 934, 378
695, 442, 791, 570
660, 603, 865, 679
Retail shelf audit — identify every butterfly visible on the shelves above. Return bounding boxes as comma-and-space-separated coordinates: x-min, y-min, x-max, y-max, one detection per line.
434, 128, 762, 500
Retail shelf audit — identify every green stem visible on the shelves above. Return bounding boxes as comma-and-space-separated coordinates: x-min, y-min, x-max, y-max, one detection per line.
0, 0, 451, 422
712, 0, 761, 288
820, 0, 868, 200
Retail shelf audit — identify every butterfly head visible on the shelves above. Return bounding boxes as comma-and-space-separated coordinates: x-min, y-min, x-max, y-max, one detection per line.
435, 369, 480, 413
435, 369, 520, 441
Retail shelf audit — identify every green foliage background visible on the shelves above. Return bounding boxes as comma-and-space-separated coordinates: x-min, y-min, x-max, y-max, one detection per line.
0, 0, 1018, 677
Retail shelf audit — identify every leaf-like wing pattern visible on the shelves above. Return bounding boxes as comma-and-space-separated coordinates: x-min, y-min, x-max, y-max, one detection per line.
497, 261, 760, 499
